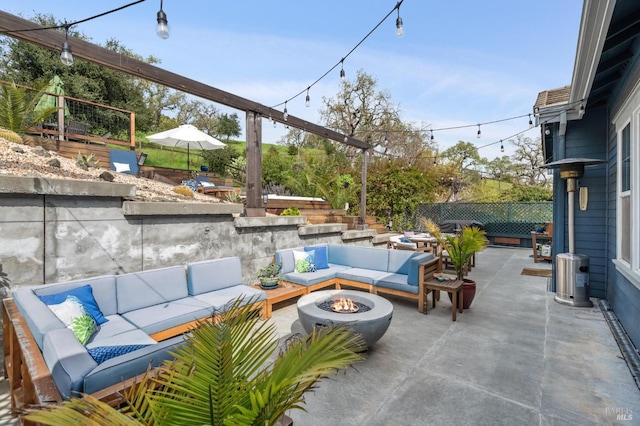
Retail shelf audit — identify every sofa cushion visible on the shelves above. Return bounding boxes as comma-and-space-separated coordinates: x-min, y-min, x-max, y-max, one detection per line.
117, 265, 188, 314
187, 257, 243, 295
37, 284, 109, 325
336, 268, 389, 285
13, 287, 66, 350
388, 250, 424, 275
87, 315, 138, 344
33, 275, 117, 317
193, 285, 266, 312
304, 245, 329, 269
282, 264, 350, 287
274, 249, 296, 274
327, 244, 390, 271
47, 296, 97, 345
83, 335, 185, 395
407, 253, 435, 286
42, 328, 98, 399
121, 296, 212, 336
88, 344, 150, 365
86, 329, 158, 364
374, 273, 419, 294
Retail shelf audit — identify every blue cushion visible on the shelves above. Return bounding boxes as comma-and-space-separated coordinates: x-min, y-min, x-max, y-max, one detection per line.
38, 284, 108, 325
88, 345, 150, 365
305, 246, 329, 269
187, 257, 243, 295
400, 236, 412, 243
181, 180, 199, 192
109, 150, 139, 175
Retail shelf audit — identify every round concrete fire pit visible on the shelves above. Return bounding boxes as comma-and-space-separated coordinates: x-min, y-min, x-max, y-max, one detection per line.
297, 290, 393, 347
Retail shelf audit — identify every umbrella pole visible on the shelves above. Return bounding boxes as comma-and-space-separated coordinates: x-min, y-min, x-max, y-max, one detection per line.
187, 142, 190, 172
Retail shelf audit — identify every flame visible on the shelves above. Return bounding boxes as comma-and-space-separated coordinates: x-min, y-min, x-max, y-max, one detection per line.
331, 298, 359, 313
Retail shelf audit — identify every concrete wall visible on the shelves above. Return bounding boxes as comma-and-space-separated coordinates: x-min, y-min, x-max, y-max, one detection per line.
0, 176, 381, 295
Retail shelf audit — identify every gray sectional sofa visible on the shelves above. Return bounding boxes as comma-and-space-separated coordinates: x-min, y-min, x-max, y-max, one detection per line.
274, 243, 439, 312
5, 257, 266, 402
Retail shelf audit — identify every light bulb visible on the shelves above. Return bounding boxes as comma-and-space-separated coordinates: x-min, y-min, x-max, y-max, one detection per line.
528, 114, 533, 128
500, 141, 504, 152
305, 89, 310, 107
60, 40, 73, 66
283, 101, 288, 122
344, 136, 348, 142
476, 125, 481, 138
156, 4, 170, 39
273, 120, 277, 128
396, 16, 404, 37
340, 59, 346, 82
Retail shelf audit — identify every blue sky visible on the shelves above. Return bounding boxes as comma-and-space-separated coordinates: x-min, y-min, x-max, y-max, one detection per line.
6, 1, 583, 160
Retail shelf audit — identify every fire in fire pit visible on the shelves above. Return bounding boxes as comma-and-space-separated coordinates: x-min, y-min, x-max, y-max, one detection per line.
317, 298, 371, 314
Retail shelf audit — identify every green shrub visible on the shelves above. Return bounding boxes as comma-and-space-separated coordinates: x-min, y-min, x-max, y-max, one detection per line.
173, 185, 194, 198
280, 206, 300, 216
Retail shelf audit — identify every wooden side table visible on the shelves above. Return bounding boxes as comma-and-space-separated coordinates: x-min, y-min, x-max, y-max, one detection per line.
423, 278, 464, 321
251, 281, 307, 318
531, 231, 552, 263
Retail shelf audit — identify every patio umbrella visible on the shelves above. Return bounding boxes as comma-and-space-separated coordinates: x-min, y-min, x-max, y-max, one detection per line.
34, 75, 69, 118
146, 124, 226, 170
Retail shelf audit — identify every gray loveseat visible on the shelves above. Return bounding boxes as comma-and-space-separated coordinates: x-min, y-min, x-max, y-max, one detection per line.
274, 244, 439, 312
4, 256, 266, 404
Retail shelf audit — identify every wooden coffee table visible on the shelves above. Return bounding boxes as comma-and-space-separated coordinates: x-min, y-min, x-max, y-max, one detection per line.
251, 281, 307, 318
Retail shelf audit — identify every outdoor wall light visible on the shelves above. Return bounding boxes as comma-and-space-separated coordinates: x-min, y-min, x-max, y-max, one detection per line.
60, 26, 73, 66
137, 152, 148, 167
156, 0, 170, 39
262, 191, 268, 211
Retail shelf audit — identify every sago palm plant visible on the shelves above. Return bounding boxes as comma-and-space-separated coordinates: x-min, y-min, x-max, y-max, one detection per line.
24, 297, 365, 426
0, 81, 56, 138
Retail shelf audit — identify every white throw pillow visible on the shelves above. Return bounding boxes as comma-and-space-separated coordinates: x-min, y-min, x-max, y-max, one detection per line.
113, 162, 131, 173
293, 250, 316, 273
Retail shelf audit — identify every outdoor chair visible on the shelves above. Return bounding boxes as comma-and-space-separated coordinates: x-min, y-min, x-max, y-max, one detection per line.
195, 176, 236, 198
387, 235, 430, 252
109, 150, 139, 175
65, 120, 88, 142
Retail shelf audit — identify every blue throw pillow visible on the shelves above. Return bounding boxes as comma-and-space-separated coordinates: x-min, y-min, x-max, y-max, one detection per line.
87, 344, 149, 364
38, 284, 108, 325
304, 246, 329, 269
400, 237, 412, 243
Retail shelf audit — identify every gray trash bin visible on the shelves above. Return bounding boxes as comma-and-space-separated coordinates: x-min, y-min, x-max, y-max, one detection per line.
555, 253, 592, 307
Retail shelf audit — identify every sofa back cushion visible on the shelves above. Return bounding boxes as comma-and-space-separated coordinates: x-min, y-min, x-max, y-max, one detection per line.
187, 257, 243, 295
388, 250, 424, 275
407, 253, 435, 286
274, 248, 297, 274
33, 275, 117, 317
327, 244, 389, 272
116, 266, 188, 314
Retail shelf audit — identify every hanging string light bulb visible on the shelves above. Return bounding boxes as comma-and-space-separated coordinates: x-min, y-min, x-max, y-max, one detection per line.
305, 88, 310, 107
430, 130, 435, 141
395, 2, 404, 37
283, 101, 288, 121
528, 114, 533, 128
60, 25, 74, 66
339, 58, 346, 82
384, 132, 388, 144
476, 124, 481, 138
156, 0, 170, 39
500, 140, 504, 152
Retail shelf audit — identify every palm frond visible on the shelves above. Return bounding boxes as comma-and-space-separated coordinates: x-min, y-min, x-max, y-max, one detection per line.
23, 395, 142, 425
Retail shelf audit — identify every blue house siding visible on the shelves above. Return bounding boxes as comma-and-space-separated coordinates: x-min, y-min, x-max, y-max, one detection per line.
552, 107, 608, 298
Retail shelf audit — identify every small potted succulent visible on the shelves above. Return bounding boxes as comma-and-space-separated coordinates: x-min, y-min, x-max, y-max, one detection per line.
256, 263, 282, 289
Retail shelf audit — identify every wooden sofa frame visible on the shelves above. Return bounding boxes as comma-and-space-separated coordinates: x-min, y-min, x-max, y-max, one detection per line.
281, 256, 441, 314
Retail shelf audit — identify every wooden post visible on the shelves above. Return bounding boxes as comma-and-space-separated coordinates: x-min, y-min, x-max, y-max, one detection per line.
357, 148, 368, 229
130, 111, 136, 150
245, 111, 264, 217
57, 94, 65, 141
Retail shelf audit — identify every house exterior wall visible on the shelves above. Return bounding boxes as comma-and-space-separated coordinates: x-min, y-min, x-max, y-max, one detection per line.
551, 107, 608, 298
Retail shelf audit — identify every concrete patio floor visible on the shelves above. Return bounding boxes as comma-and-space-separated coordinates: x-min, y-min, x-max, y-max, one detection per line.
270, 247, 640, 425
1, 247, 638, 425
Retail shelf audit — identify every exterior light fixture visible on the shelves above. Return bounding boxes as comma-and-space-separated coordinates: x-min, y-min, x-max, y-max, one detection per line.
528, 114, 533, 128
60, 26, 73, 66
430, 130, 434, 141
476, 124, 481, 138
395, 2, 404, 37
500, 140, 504, 152
262, 191, 268, 212
340, 59, 346, 82
305, 88, 310, 107
137, 152, 148, 167
283, 101, 288, 121
156, 0, 170, 39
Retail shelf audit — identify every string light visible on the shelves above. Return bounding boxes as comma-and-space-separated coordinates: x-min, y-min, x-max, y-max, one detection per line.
395, 1, 404, 37
283, 101, 288, 121
156, 0, 170, 39
305, 88, 310, 107
430, 130, 435, 141
384, 132, 388, 144
60, 25, 73, 66
500, 140, 504, 152
528, 113, 533, 128
340, 59, 346, 82
476, 124, 481, 138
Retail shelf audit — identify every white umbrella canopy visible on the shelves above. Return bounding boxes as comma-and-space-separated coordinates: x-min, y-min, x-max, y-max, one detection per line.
147, 124, 226, 170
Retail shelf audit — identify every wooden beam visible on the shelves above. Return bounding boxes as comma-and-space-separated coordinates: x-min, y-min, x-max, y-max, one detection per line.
0, 11, 371, 151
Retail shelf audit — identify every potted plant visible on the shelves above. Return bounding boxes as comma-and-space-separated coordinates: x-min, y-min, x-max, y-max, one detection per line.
256, 262, 282, 289
423, 218, 489, 309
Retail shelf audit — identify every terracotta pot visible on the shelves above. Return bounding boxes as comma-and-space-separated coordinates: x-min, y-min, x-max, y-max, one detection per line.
448, 278, 477, 309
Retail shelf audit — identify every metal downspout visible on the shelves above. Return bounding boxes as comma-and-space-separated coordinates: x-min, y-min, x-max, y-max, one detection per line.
598, 299, 640, 391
